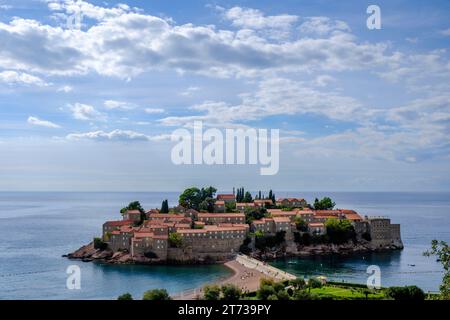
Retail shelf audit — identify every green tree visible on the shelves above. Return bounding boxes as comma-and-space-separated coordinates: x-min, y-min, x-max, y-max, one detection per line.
168, 232, 183, 248
225, 201, 236, 213
294, 217, 308, 232
244, 206, 267, 224
203, 285, 221, 300
117, 293, 133, 300
424, 240, 450, 299
243, 191, 253, 203
221, 284, 241, 300
325, 218, 356, 244
199, 197, 215, 212
201, 186, 217, 199
160, 199, 169, 213
386, 286, 425, 301
93, 237, 107, 250
142, 289, 171, 300
313, 197, 336, 210
308, 277, 322, 289
121, 201, 145, 214
179, 187, 202, 210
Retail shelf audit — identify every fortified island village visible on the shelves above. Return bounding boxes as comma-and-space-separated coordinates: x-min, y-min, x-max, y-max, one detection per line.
68, 187, 403, 265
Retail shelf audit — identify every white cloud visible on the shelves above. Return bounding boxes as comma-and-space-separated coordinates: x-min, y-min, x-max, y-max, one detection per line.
69, 103, 106, 121
440, 28, 450, 36
223, 6, 298, 31
144, 108, 165, 114
0, 2, 401, 79
180, 86, 200, 96
27, 116, 61, 128
159, 77, 371, 127
0, 71, 50, 86
66, 129, 170, 142
298, 17, 350, 36
57, 85, 73, 93
104, 100, 135, 110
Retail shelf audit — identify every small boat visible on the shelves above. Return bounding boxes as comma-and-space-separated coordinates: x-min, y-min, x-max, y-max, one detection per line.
408, 264, 416, 267
287, 261, 297, 265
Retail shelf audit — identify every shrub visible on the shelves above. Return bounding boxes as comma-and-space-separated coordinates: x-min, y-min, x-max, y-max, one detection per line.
386, 286, 425, 301
203, 285, 221, 300
221, 284, 241, 300
168, 232, 183, 248
142, 289, 171, 300
308, 277, 323, 289
325, 218, 356, 244
117, 293, 133, 300
93, 237, 107, 250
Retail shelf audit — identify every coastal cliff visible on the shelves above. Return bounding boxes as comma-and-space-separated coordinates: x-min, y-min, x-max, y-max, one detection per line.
66, 238, 403, 265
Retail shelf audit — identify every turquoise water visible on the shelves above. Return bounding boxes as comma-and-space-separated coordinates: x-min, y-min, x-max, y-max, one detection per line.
0, 192, 449, 299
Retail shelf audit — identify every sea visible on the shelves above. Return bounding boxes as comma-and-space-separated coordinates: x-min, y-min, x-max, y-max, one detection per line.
0, 191, 449, 299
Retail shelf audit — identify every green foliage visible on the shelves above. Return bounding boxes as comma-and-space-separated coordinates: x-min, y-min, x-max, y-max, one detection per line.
292, 290, 317, 300
325, 218, 356, 244
255, 231, 285, 250
203, 285, 221, 300
424, 240, 449, 299
142, 289, 171, 300
117, 293, 133, 300
199, 197, 215, 212
221, 284, 241, 300
160, 199, 169, 213
179, 187, 202, 210
179, 186, 217, 210
93, 237, 107, 250
244, 206, 267, 224
168, 232, 183, 248
294, 217, 308, 232
243, 191, 253, 203
313, 197, 336, 210
290, 278, 306, 290
121, 201, 145, 214
386, 286, 425, 301
225, 201, 237, 213
257, 284, 276, 300
308, 277, 323, 289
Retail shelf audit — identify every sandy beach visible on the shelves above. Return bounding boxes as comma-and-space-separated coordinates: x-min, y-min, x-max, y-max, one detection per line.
173, 254, 296, 300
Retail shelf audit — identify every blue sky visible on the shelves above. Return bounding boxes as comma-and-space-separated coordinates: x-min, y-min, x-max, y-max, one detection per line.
0, 0, 449, 191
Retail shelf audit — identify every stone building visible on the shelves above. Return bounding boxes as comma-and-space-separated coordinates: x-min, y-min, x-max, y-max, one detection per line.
236, 202, 256, 212
197, 213, 245, 224
366, 217, 403, 248
176, 224, 248, 260
276, 198, 307, 208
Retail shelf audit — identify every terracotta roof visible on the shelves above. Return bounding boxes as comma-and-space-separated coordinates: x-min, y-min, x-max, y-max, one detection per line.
134, 232, 154, 238
148, 213, 184, 218
104, 219, 132, 227
215, 200, 225, 205
217, 194, 236, 200
309, 223, 325, 228
126, 209, 141, 215
272, 217, 291, 223
236, 202, 255, 206
198, 213, 245, 218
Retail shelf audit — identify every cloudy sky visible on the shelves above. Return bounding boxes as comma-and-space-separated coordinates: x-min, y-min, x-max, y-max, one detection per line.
0, 0, 449, 192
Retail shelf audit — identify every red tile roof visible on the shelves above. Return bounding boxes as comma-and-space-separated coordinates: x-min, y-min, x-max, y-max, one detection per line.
104, 219, 132, 227
217, 194, 236, 200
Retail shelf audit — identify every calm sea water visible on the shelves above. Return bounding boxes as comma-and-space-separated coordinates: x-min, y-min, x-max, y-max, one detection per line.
0, 192, 449, 299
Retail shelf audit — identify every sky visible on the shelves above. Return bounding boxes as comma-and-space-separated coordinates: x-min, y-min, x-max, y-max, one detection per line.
0, 0, 449, 192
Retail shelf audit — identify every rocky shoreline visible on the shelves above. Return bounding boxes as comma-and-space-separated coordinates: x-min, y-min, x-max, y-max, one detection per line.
251, 241, 403, 260
65, 240, 402, 265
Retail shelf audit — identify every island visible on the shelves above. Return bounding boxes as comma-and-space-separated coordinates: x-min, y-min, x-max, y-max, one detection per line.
67, 186, 403, 265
